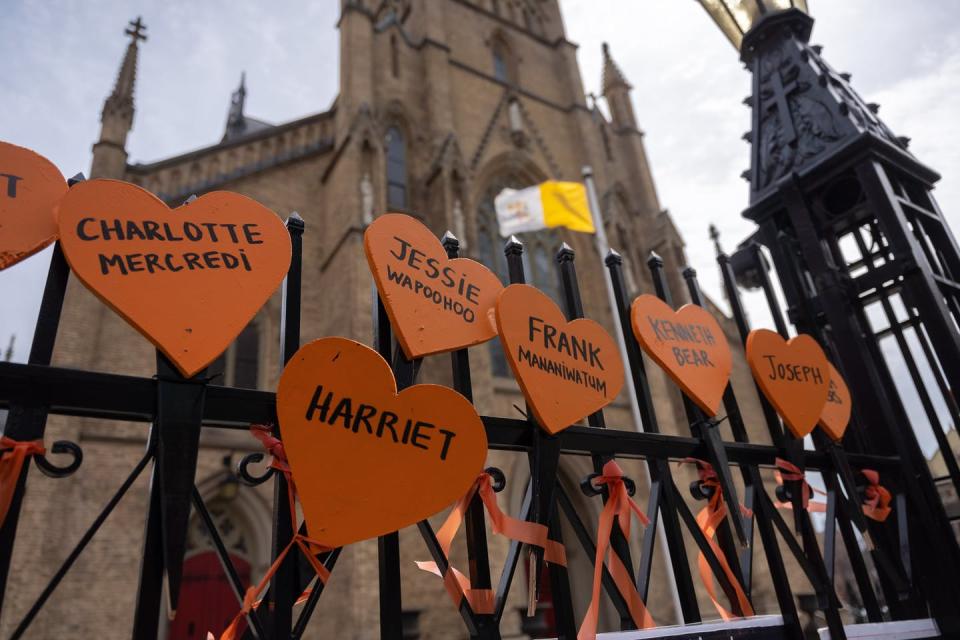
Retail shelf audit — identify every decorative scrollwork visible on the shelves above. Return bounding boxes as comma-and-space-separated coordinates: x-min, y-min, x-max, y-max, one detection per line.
580, 471, 636, 498
236, 452, 275, 486
485, 466, 506, 492
33, 440, 83, 478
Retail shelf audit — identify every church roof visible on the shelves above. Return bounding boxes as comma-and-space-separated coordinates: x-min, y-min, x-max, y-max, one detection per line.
601, 42, 631, 94
222, 114, 274, 143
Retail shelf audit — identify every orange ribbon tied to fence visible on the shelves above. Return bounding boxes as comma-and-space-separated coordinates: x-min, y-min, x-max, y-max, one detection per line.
579, 460, 655, 640
416, 471, 566, 614
681, 458, 754, 621
860, 469, 892, 523
774, 457, 826, 513
212, 425, 332, 640
0, 436, 45, 529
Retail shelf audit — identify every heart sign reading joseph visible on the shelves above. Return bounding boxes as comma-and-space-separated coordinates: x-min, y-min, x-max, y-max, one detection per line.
0, 141, 67, 270
630, 294, 732, 416
495, 284, 624, 435
364, 213, 503, 358
58, 179, 290, 378
819, 362, 852, 442
746, 329, 830, 438
276, 337, 488, 547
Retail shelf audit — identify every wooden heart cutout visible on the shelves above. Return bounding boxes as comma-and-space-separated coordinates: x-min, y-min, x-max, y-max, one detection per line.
0, 141, 67, 270
58, 179, 290, 377
630, 294, 732, 416
364, 213, 504, 358
819, 362, 851, 442
277, 337, 488, 547
496, 284, 624, 435
746, 329, 830, 438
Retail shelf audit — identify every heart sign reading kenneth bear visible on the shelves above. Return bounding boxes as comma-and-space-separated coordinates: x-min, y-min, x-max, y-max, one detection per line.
364, 213, 503, 358
277, 337, 488, 548
58, 179, 290, 378
0, 141, 67, 270
746, 329, 830, 438
630, 295, 732, 416
819, 362, 852, 442
496, 284, 624, 434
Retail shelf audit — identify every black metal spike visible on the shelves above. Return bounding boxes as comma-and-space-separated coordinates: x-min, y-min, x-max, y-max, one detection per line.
604, 248, 622, 267
647, 251, 663, 268
441, 230, 459, 252
556, 242, 575, 263
504, 235, 524, 255
67, 173, 86, 186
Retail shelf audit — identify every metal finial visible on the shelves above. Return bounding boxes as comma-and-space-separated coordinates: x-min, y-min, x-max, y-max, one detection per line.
504, 235, 524, 255
647, 251, 663, 268
441, 231, 460, 253
183, 194, 198, 205
68, 173, 86, 186
604, 248, 622, 267
556, 242, 575, 263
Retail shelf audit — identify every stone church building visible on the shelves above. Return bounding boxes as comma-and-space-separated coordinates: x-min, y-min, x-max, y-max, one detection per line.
2, 1, 801, 638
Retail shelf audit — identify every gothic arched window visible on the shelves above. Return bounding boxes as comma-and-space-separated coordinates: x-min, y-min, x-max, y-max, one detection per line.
491, 38, 512, 84
207, 321, 261, 389
477, 173, 560, 376
385, 126, 407, 209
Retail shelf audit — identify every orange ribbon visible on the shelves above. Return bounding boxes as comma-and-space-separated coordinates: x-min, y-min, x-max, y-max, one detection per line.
0, 436, 44, 529
210, 426, 331, 640
860, 469, 892, 522
681, 458, 754, 622
416, 471, 567, 614
774, 457, 826, 513
578, 460, 655, 640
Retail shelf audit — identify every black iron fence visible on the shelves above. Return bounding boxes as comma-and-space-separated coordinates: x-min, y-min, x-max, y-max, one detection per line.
0, 192, 955, 639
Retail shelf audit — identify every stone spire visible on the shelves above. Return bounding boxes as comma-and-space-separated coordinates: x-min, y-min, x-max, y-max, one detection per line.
601, 42, 630, 93
91, 17, 147, 178
600, 42, 637, 131
224, 72, 247, 138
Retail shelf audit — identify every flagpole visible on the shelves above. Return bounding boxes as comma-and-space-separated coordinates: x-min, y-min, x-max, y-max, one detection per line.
581, 165, 683, 623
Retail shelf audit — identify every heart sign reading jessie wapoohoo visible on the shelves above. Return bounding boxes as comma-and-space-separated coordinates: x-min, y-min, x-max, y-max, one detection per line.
496, 284, 624, 435
364, 213, 503, 358
630, 294, 732, 416
58, 179, 290, 378
0, 141, 68, 270
746, 329, 830, 438
276, 337, 488, 548
819, 362, 852, 442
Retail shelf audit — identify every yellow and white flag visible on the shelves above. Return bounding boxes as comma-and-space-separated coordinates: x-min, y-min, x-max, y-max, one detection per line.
494, 180, 595, 236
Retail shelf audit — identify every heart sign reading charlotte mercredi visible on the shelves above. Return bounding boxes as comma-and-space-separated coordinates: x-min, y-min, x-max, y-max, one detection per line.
0, 141, 67, 270
58, 179, 290, 378
495, 284, 624, 435
277, 337, 488, 548
819, 362, 852, 442
746, 329, 830, 438
630, 295, 732, 417
364, 213, 503, 358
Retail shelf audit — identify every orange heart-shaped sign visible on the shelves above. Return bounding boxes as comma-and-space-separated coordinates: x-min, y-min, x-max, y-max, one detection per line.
58, 179, 291, 377
630, 295, 732, 416
364, 213, 503, 358
277, 337, 488, 547
0, 141, 67, 270
819, 362, 851, 442
746, 329, 830, 438
495, 284, 624, 434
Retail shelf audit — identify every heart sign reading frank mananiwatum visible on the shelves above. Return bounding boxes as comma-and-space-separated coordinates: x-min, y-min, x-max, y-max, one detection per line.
58, 179, 291, 378
364, 213, 503, 358
818, 362, 852, 442
277, 337, 488, 548
746, 329, 830, 439
495, 284, 624, 435
630, 294, 732, 416
0, 141, 67, 270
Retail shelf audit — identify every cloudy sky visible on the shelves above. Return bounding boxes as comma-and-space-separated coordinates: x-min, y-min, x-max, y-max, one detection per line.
2, 1, 959, 449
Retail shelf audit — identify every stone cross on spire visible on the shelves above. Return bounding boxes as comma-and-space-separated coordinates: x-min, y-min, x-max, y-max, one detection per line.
125, 16, 148, 43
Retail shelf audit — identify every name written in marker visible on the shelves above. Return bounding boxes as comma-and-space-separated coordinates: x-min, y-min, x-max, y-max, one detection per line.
763, 355, 824, 384
304, 384, 458, 461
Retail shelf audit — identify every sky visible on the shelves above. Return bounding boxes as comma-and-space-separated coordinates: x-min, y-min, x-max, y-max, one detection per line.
1, 0, 958, 449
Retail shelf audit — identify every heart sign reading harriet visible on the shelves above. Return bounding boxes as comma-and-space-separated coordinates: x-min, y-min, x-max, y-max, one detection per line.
58, 179, 290, 378
746, 329, 830, 438
0, 141, 67, 270
496, 284, 624, 435
819, 362, 852, 442
364, 213, 503, 358
277, 337, 487, 548
630, 295, 732, 416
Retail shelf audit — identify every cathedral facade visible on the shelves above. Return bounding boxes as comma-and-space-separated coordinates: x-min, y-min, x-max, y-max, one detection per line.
2, 1, 781, 638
